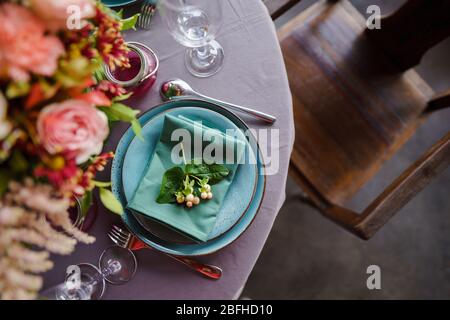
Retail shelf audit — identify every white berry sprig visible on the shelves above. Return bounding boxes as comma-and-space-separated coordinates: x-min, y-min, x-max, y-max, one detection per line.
174, 175, 213, 208
156, 146, 229, 208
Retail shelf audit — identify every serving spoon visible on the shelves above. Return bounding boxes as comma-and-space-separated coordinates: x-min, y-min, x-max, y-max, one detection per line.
160, 79, 277, 124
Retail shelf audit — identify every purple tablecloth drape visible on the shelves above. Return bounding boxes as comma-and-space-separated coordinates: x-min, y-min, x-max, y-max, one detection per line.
43, 0, 294, 299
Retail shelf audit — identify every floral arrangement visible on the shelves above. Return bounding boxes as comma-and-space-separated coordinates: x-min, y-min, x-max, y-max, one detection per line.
0, 0, 140, 299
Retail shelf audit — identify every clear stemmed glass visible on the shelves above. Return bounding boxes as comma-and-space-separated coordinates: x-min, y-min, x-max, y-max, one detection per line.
42, 245, 137, 300
159, 0, 224, 77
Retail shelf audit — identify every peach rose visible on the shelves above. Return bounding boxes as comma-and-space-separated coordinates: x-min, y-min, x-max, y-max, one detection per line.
0, 3, 64, 82
29, 0, 96, 32
37, 100, 109, 164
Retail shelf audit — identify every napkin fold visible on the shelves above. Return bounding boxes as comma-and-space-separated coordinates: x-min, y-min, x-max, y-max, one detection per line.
127, 114, 245, 242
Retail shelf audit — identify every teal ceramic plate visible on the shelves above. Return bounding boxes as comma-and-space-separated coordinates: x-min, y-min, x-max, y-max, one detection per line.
111, 99, 265, 256
101, 0, 138, 7
122, 107, 257, 244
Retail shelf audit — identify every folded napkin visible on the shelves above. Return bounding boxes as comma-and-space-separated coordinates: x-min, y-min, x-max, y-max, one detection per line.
127, 114, 246, 242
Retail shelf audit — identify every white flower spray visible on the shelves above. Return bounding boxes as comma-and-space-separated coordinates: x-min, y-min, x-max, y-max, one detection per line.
0, 179, 95, 300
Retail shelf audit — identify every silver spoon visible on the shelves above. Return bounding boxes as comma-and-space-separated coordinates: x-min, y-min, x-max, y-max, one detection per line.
160, 79, 277, 124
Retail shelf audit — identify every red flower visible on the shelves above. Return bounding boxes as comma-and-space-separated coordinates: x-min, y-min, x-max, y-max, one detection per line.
97, 80, 127, 99
34, 153, 80, 190
78, 152, 115, 193
94, 7, 130, 70
75, 90, 111, 107
65, 22, 94, 44
35, 151, 115, 198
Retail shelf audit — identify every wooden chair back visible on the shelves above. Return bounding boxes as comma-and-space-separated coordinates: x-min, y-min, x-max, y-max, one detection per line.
273, 0, 450, 239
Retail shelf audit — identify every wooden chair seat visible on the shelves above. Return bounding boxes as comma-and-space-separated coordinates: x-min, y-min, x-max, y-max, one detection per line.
278, 0, 435, 205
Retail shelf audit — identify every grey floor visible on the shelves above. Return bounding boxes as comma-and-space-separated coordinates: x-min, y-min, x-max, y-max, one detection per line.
242, 0, 450, 299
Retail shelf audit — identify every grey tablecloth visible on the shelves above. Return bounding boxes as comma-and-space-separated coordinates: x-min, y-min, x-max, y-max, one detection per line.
43, 0, 293, 299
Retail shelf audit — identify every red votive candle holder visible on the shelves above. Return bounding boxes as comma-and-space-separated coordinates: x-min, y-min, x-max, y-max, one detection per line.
104, 42, 159, 96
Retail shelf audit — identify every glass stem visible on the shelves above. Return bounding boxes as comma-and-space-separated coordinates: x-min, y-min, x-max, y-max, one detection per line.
85, 260, 122, 288
194, 45, 212, 61
99, 260, 121, 283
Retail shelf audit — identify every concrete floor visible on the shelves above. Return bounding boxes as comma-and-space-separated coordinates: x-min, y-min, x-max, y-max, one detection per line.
242, 0, 450, 299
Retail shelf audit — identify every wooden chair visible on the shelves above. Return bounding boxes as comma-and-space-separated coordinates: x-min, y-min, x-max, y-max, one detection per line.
263, 0, 302, 19
275, 0, 450, 239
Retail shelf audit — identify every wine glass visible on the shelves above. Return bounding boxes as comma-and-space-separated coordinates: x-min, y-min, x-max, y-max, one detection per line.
159, 0, 224, 77
42, 245, 137, 300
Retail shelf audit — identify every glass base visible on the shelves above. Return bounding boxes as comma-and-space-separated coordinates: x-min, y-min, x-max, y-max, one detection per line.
57, 263, 105, 300
185, 40, 224, 78
41, 263, 105, 300
78, 263, 106, 300
99, 246, 137, 285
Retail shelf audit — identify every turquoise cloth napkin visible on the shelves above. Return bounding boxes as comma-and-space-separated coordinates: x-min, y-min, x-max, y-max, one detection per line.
127, 114, 246, 242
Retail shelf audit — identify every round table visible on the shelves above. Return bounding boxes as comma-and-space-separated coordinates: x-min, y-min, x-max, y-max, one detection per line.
43, 0, 294, 299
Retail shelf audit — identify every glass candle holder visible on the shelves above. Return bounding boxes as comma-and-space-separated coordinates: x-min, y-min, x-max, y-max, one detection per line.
68, 196, 99, 232
68, 197, 83, 229
104, 42, 159, 96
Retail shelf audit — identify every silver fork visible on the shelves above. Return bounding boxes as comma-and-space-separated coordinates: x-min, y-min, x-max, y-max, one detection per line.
137, 0, 157, 30
108, 225, 222, 280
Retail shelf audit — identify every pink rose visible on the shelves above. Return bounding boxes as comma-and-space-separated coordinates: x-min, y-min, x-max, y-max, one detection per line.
0, 3, 64, 82
29, 0, 96, 32
37, 100, 109, 164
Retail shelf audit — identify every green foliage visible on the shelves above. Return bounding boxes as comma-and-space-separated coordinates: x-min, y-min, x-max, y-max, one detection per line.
185, 163, 230, 184
156, 167, 185, 204
9, 151, 28, 173
99, 187, 123, 215
56, 56, 96, 88
121, 14, 140, 31
6, 81, 30, 99
100, 103, 143, 140
182, 175, 195, 196
0, 169, 12, 197
101, 103, 139, 121
97, 2, 139, 31
113, 92, 133, 102
131, 119, 144, 141
92, 180, 112, 188
79, 190, 93, 218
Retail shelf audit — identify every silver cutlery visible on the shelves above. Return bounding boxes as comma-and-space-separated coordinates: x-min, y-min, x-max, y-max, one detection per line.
137, 0, 157, 30
160, 78, 277, 124
108, 225, 223, 280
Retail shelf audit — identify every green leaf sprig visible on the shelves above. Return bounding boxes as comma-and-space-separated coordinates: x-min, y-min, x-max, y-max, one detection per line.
156, 162, 230, 208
